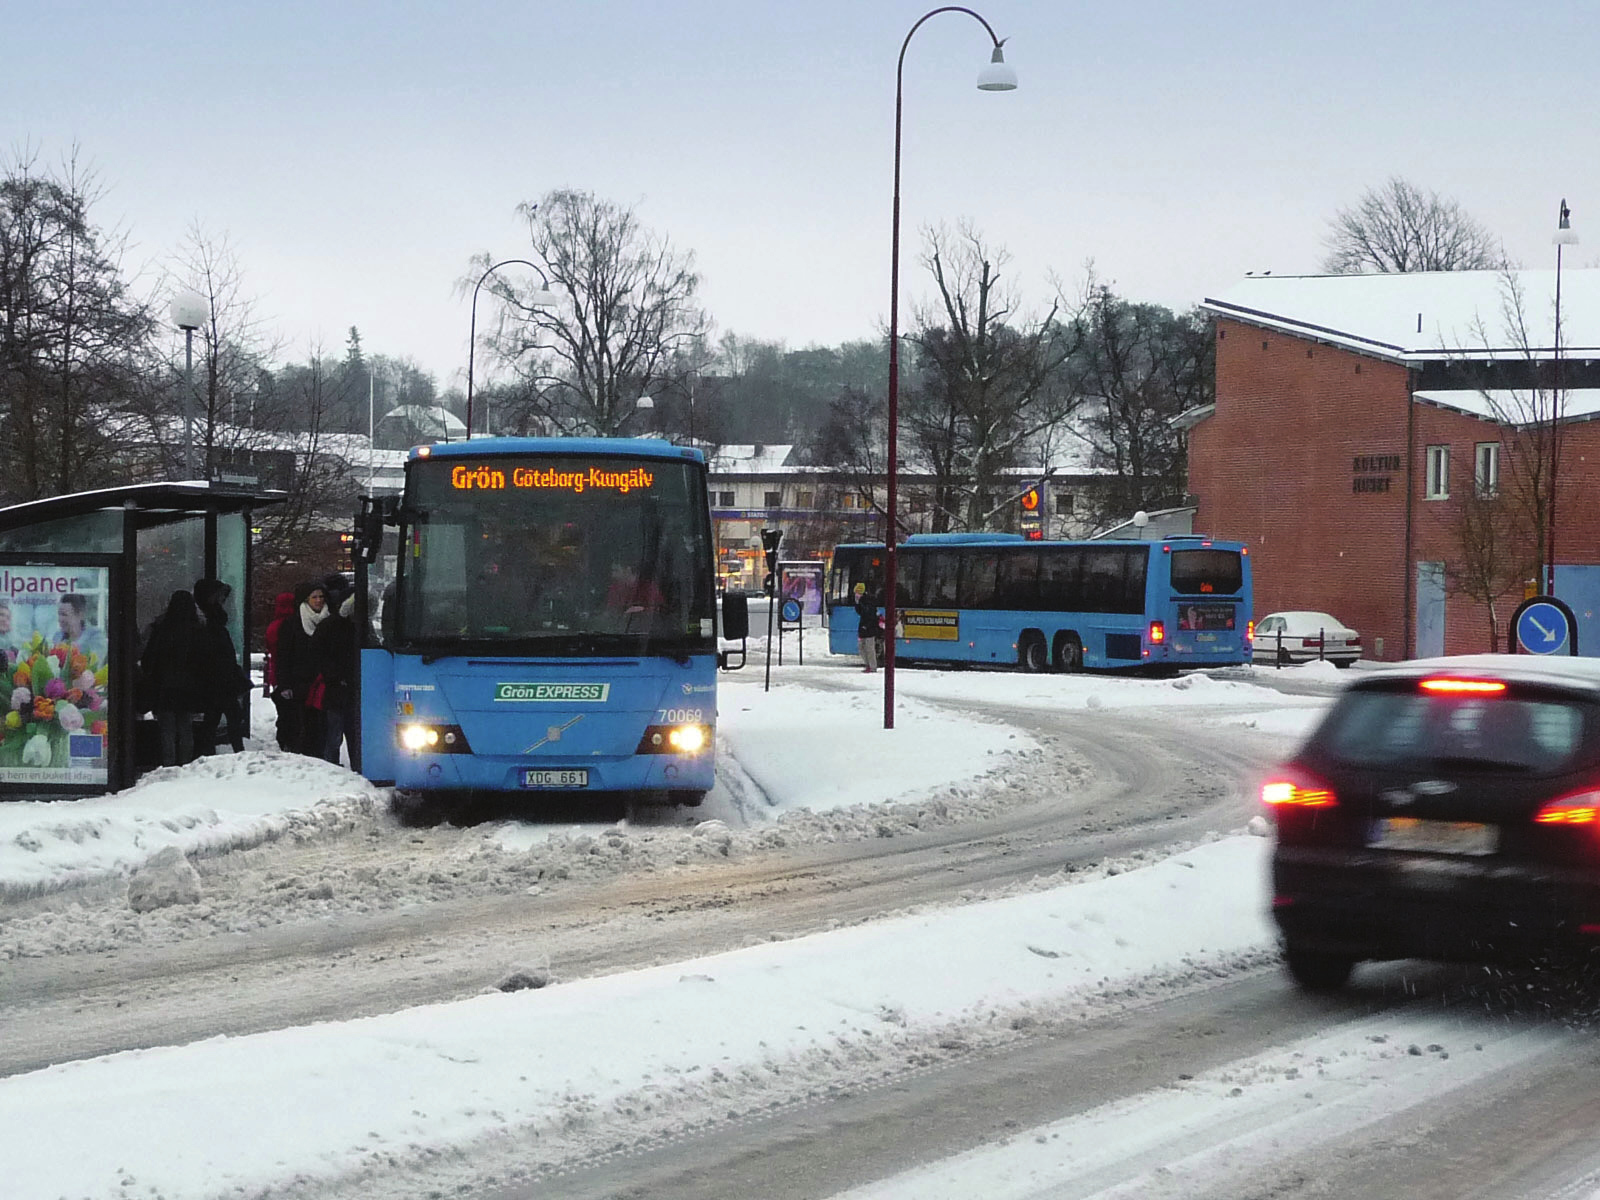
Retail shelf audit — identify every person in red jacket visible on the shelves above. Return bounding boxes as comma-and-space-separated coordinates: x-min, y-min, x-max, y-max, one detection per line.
263, 590, 297, 751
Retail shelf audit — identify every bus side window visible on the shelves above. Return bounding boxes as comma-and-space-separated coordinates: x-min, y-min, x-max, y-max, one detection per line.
896, 553, 923, 607
959, 553, 999, 609
925, 552, 959, 607
997, 550, 1040, 608
1039, 547, 1084, 611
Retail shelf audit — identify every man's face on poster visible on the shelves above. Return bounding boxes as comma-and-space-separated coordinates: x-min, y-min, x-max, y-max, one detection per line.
58, 601, 84, 638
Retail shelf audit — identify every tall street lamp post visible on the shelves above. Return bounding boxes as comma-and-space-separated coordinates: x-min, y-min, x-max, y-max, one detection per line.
466, 259, 558, 439
169, 290, 207, 479
883, 6, 1016, 730
1550, 200, 1578, 596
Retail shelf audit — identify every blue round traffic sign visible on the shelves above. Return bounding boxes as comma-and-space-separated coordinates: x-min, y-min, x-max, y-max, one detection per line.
1516, 600, 1570, 655
781, 598, 802, 623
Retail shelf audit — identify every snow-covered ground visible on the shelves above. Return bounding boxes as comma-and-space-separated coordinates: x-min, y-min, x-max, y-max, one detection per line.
0, 655, 1360, 1199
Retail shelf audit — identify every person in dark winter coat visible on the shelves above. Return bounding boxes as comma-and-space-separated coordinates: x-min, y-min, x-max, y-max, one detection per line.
263, 590, 297, 750
853, 582, 880, 673
140, 590, 208, 766
192, 578, 251, 754
274, 580, 330, 756
311, 592, 359, 764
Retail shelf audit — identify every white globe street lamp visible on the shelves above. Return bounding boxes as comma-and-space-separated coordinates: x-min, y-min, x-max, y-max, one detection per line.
169, 289, 208, 479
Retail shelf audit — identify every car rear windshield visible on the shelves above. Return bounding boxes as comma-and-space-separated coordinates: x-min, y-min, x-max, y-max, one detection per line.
1314, 688, 1593, 773
1169, 549, 1242, 596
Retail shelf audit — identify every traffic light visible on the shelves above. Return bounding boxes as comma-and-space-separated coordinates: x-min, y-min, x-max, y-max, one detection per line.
761, 527, 782, 576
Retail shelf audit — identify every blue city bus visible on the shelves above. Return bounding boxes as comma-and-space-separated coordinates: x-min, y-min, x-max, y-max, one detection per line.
825, 532, 1253, 672
352, 437, 746, 809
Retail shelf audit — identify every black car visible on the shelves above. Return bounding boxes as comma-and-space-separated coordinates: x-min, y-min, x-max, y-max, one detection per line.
1264, 654, 1600, 990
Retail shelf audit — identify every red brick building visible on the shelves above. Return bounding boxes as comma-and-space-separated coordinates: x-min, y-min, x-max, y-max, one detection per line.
1184, 269, 1600, 659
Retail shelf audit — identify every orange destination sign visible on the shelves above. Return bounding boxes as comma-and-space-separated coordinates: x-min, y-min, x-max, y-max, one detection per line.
449, 464, 656, 494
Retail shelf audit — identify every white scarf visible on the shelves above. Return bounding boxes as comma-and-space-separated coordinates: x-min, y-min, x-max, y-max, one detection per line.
300, 601, 330, 636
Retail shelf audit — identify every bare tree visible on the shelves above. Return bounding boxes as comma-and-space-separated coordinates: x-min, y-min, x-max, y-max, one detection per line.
1439, 480, 1534, 653
902, 222, 1075, 532
1064, 274, 1211, 530
249, 345, 350, 568
1445, 271, 1573, 605
0, 147, 152, 503
1322, 177, 1505, 274
475, 190, 708, 437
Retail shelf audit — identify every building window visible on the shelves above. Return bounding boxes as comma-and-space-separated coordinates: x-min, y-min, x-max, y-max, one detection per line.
763, 490, 782, 508
797, 490, 815, 509
716, 490, 735, 506
1057, 492, 1074, 514
1475, 442, 1499, 498
1425, 445, 1450, 499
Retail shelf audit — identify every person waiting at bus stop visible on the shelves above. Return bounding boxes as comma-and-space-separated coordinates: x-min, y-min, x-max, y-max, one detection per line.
853, 582, 879, 673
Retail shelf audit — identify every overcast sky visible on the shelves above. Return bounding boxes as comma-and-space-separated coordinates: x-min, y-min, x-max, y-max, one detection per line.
12, 1, 1597, 393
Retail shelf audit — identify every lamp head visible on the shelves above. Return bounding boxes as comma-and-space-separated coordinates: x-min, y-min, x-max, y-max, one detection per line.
1554, 198, 1578, 246
976, 42, 1018, 92
527, 286, 560, 307
169, 289, 208, 331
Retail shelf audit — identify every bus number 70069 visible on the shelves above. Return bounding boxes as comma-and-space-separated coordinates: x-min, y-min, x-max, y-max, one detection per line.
656, 708, 705, 723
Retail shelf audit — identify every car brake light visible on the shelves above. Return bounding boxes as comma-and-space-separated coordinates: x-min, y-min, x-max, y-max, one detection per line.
1420, 678, 1507, 695
1303, 637, 1322, 647
1262, 772, 1337, 808
1149, 620, 1165, 644
1535, 789, 1600, 825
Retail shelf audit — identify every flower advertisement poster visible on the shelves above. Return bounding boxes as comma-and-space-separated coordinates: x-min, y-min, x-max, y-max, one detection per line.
0, 563, 112, 786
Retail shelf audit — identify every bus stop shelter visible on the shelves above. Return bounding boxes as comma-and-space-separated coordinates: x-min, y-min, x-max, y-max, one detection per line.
0, 481, 286, 799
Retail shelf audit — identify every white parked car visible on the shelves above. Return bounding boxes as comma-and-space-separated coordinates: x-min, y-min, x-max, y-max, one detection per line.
1253, 610, 1361, 668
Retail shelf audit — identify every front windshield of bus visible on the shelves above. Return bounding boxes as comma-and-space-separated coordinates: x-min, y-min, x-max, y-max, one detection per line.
397, 454, 714, 655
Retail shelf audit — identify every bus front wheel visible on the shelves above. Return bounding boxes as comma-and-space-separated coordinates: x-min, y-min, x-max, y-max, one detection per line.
1053, 633, 1083, 673
1019, 632, 1049, 673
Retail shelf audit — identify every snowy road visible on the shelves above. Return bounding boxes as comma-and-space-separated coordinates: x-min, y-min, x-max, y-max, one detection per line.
2, 673, 1281, 1077
9, 659, 1600, 1198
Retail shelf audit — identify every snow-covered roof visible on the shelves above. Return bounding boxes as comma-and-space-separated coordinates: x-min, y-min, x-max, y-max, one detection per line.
706, 444, 798, 474
377, 404, 466, 435
1203, 269, 1600, 364
1412, 388, 1600, 425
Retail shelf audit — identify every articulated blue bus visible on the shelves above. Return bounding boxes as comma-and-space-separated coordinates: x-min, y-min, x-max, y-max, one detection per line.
826, 532, 1253, 672
352, 437, 745, 809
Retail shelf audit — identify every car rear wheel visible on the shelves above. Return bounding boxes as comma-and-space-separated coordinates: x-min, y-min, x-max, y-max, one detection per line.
1284, 945, 1355, 991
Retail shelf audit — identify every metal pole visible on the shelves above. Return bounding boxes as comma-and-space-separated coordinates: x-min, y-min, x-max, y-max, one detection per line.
884, 6, 1009, 731
467, 257, 553, 441
183, 328, 196, 479
1549, 234, 1564, 597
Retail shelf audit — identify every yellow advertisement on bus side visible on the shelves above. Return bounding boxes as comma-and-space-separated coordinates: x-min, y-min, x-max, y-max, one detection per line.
900, 609, 959, 641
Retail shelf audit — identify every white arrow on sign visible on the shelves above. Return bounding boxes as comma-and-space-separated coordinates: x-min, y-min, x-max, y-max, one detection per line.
1529, 613, 1557, 643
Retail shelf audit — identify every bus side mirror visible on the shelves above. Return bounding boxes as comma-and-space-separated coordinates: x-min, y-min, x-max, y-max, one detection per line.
356, 496, 399, 564
721, 591, 749, 640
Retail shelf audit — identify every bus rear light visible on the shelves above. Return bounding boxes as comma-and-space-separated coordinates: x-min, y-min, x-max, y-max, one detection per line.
1262, 770, 1337, 809
1534, 790, 1600, 825
1246, 620, 1256, 642
1148, 621, 1165, 644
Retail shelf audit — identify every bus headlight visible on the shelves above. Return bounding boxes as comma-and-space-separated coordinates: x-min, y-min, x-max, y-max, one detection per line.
397, 723, 472, 754
636, 724, 713, 755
